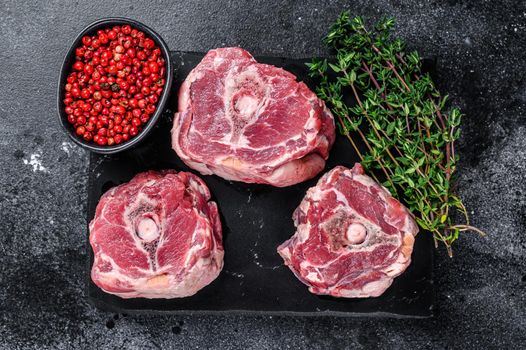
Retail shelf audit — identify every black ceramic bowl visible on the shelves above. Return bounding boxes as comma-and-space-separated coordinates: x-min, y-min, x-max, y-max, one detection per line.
57, 18, 173, 154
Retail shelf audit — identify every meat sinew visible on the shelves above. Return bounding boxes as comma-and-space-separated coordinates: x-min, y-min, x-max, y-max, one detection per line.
172, 47, 335, 187
90, 170, 223, 299
277, 164, 418, 298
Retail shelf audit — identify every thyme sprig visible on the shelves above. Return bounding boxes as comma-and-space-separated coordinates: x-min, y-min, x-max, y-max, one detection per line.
308, 12, 484, 256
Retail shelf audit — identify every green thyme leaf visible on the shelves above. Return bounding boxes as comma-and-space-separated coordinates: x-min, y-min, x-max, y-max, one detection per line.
308, 12, 484, 256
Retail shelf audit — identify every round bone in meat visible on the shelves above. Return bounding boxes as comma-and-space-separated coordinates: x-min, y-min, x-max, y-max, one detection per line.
277, 164, 418, 298
346, 223, 367, 245
89, 170, 223, 299
136, 216, 159, 242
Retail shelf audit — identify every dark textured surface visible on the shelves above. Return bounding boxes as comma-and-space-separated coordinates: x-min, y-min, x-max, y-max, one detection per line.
0, 0, 524, 348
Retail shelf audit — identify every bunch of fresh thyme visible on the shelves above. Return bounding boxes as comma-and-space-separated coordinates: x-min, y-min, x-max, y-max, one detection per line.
307, 12, 484, 256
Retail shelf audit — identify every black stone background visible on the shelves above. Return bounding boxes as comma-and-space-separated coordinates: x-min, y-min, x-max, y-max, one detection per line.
0, 0, 524, 349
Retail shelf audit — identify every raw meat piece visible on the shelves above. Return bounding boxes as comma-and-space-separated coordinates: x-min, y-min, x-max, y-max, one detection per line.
172, 47, 335, 187
89, 170, 223, 299
277, 164, 418, 298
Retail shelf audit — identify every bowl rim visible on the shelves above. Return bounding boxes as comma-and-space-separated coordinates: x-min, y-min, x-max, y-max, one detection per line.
57, 17, 173, 154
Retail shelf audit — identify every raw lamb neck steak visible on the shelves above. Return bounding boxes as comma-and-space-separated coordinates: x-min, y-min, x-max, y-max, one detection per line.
89, 170, 223, 299
277, 164, 418, 298
172, 47, 336, 187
